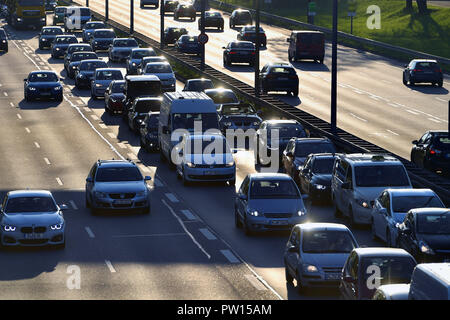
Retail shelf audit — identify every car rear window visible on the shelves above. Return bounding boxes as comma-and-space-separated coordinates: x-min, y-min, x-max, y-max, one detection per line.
95, 166, 143, 182
186, 80, 214, 91
312, 157, 335, 174
114, 39, 138, 47
295, 142, 336, 158
85, 22, 105, 29
268, 125, 306, 139
231, 42, 255, 49
135, 100, 161, 113
131, 49, 156, 59
433, 135, 450, 150
354, 165, 410, 187
298, 33, 324, 44
416, 62, 439, 69
144, 63, 173, 74
269, 67, 296, 75
72, 52, 97, 61
111, 82, 125, 93
69, 45, 90, 53
96, 70, 123, 80
250, 179, 299, 199
417, 213, 450, 234
5, 196, 57, 213
206, 91, 239, 104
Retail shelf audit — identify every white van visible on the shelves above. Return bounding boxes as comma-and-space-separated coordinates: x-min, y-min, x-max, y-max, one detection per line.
409, 263, 450, 300
158, 91, 219, 166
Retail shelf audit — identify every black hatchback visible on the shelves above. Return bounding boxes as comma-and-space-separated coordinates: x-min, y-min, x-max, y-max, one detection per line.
0, 28, 7, 52
223, 41, 256, 67
411, 130, 450, 175
198, 11, 224, 31
229, 9, 252, 28
260, 62, 299, 96
403, 59, 443, 87
163, 27, 188, 45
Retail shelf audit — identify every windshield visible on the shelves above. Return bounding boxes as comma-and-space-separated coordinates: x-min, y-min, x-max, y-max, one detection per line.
42, 28, 63, 35
85, 22, 105, 29
96, 70, 123, 81
180, 36, 198, 43
299, 33, 324, 44
80, 61, 107, 71
221, 104, 256, 114
417, 213, 450, 234
185, 137, 231, 155
416, 62, 439, 70
56, 37, 76, 43
392, 195, 444, 213
144, 64, 173, 74
186, 80, 214, 91
111, 82, 125, 93
172, 113, 219, 131
302, 230, 355, 253
29, 73, 58, 82
270, 67, 296, 75
355, 165, 410, 187
231, 42, 255, 49
295, 142, 336, 158
135, 100, 161, 113
114, 39, 138, 47
250, 179, 299, 199
243, 26, 264, 33
5, 196, 57, 213
206, 91, 239, 104
72, 52, 97, 61
95, 31, 115, 38
131, 49, 155, 59
236, 11, 251, 20
142, 57, 167, 66
127, 81, 161, 97
95, 167, 143, 182
267, 125, 306, 139
312, 157, 335, 174
68, 45, 90, 53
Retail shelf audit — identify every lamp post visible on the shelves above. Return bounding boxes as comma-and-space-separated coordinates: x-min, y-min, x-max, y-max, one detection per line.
200, 0, 206, 71
331, 0, 337, 134
130, 0, 134, 34
86, 0, 89, 7
160, 0, 165, 49
105, 0, 109, 21
254, 0, 260, 97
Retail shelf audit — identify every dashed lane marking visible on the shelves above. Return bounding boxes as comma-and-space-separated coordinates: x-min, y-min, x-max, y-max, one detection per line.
245, 275, 268, 291
165, 193, 179, 203
220, 249, 240, 264
56, 177, 63, 186
105, 260, 116, 273
44, 157, 51, 165
181, 209, 196, 220
34, 142, 40, 148
199, 228, 217, 240
85, 226, 95, 238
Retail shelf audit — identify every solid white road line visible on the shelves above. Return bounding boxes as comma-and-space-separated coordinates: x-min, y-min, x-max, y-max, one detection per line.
220, 249, 240, 264
406, 109, 419, 115
428, 118, 441, 123
435, 97, 447, 103
165, 193, 179, 203
69, 200, 78, 210
105, 260, 116, 273
350, 113, 368, 122
244, 274, 268, 291
85, 226, 95, 238
181, 209, 196, 220
199, 228, 217, 240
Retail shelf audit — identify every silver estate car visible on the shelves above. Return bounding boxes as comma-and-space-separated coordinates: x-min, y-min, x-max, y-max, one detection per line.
0, 190, 67, 248
90, 68, 124, 99
235, 173, 307, 235
85, 159, 152, 215
284, 223, 359, 293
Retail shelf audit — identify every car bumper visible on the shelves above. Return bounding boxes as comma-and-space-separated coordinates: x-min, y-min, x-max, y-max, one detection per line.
184, 166, 236, 182
299, 272, 342, 288
309, 185, 332, 200
1, 230, 65, 247
246, 215, 305, 232
52, 49, 66, 58
161, 83, 176, 92
229, 56, 254, 63
92, 87, 107, 97
27, 89, 62, 99
411, 74, 442, 83
91, 195, 150, 211
179, 47, 201, 54
76, 77, 93, 87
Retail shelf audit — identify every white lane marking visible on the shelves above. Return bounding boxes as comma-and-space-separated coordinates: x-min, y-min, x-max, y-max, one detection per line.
112, 233, 186, 238
199, 228, 217, 240
105, 260, 116, 273
369, 95, 379, 101
17, 114, 22, 119
162, 199, 211, 259
90, 114, 99, 121
435, 97, 447, 103
25, 127, 31, 133
353, 90, 364, 94
165, 193, 179, 203
245, 274, 268, 291
69, 200, 78, 210
84, 107, 91, 112
153, 178, 163, 186
428, 118, 441, 123
406, 109, 419, 115
220, 249, 240, 264
85, 226, 95, 238
388, 102, 399, 108
44, 157, 51, 165
3, 92, 8, 97
386, 129, 399, 136
34, 141, 40, 148
350, 113, 368, 122
10, 102, 14, 107
181, 209, 196, 220
56, 177, 63, 186
107, 132, 116, 139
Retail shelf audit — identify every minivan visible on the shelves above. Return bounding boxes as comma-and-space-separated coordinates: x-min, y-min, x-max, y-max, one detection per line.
409, 263, 450, 300
287, 31, 325, 64
158, 91, 219, 167
123, 75, 162, 116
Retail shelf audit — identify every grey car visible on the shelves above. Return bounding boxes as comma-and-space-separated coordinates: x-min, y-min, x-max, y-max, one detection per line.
82, 21, 107, 43
108, 38, 139, 63
142, 62, 176, 92
51, 35, 78, 59
235, 173, 307, 235
0, 190, 67, 248
91, 68, 124, 99
90, 29, 116, 52
126, 48, 157, 75
85, 159, 152, 215
284, 223, 359, 293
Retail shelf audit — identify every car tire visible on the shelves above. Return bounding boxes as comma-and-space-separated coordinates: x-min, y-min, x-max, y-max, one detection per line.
229, 179, 236, 186
91, 207, 99, 216
438, 80, 443, 87
410, 79, 415, 86
85, 195, 90, 208
402, 74, 407, 85
235, 207, 242, 228
285, 267, 294, 284
292, 89, 299, 97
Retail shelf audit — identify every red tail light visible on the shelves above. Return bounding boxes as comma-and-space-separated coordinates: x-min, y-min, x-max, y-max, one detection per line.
229, 51, 237, 54
413, 69, 422, 72
251, 51, 255, 55
430, 148, 442, 155
435, 68, 442, 73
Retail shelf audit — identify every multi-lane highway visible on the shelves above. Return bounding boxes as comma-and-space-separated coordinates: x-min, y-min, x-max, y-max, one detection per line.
73, 0, 449, 162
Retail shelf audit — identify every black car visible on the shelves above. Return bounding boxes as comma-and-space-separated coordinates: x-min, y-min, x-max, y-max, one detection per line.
0, 28, 7, 52
140, 112, 160, 152
174, 3, 196, 21
75, 59, 108, 89
45, 0, 57, 11
123, 75, 162, 116
175, 35, 201, 55
24, 71, 63, 102
104, 80, 126, 115
229, 9, 252, 28
163, 27, 188, 45
90, 29, 116, 52
218, 102, 262, 135
163, 0, 179, 13
260, 62, 299, 96
254, 120, 308, 167
397, 208, 450, 263
237, 26, 266, 47
182, 78, 214, 92
223, 41, 256, 67
403, 59, 443, 87
411, 130, 450, 175
65, 51, 98, 79
38, 26, 64, 50
282, 138, 336, 185
127, 97, 162, 132
298, 153, 340, 203
51, 35, 78, 59
127, 48, 157, 75
64, 43, 93, 67
198, 11, 224, 31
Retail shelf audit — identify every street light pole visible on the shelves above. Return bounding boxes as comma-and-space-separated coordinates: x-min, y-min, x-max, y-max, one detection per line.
160, 0, 165, 49
86, 0, 89, 7
130, 0, 134, 34
200, 0, 206, 71
254, 0, 260, 97
105, 0, 109, 21
331, 0, 337, 134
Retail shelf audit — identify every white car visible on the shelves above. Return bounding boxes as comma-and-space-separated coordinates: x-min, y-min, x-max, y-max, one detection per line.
143, 62, 176, 92
371, 188, 445, 247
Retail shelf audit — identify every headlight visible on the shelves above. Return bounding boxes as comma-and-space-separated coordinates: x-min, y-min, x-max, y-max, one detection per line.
41, 38, 46, 41
54, 86, 62, 90
297, 210, 306, 217
356, 198, 370, 208
28, 87, 37, 91
186, 162, 196, 168
50, 223, 63, 230
72, 65, 77, 69
223, 122, 232, 126
314, 184, 327, 190
3, 225, 16, 232
78, 74, 85, 78
40, 17, 46, 21
303, 264, 319, 273
55, 47, 60, 51
420, 242, 435, 255
95, 83, 103, 88
132, 62, 137, 67
225, 161, 235, 167
17, 18, 22, 22
247, 209, 259, 217
95, 191, 108, 199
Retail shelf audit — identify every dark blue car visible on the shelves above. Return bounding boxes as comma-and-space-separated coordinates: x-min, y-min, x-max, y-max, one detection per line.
175, 35, 201, 56
24, 71, 63, 102
51, 35, 78, 59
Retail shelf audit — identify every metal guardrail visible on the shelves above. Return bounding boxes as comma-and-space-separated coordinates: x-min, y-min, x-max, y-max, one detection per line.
62, 0, 450, 206
211, 0, 450, 66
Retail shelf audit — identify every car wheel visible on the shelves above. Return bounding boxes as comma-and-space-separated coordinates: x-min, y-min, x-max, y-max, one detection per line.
85, 194, 90, 208
182, 169, 190, 186
438, 80, 443, 87
296, 270, 306, 294
243, 218, 253, 236
410, 79, 415, 86
402, 74, 407, 85
371, 219, 377, 240
285, 266, 294, 284
57, 95, 63, 102
235, 207, 242, 228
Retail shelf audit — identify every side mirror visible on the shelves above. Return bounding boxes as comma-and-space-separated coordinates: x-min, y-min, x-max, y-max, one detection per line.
343, 275, 356, 283
24, 78, 27, 81
86, 177, 93, 183
412, 140, 418, 145
287, 245, 298, 253
59, 204, 68, 211
144, 176, 152, 181
341, 182, 351, 189
404, 64, 408, 68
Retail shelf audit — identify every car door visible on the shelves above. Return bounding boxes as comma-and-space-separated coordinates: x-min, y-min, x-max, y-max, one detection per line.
373, 191, 389, 239
340, 162, 353, 216
285, 227, 301, 276
332, 158, 347, 212
236, 176, 250, 220
282, 140, 295, 175
341, 251, 358, 299
85, 163, 97, 201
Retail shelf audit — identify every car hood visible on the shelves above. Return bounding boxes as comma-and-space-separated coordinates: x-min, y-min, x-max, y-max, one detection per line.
2, 212, 63, 226
150, 73, 174, 81
310, 174, 333, 186
94, 79, 115, 86
302, 252, 349, 269
186, 153, 234, 165
109, 93, 125, 99
28, 81, 61, 88
40, 35, 58, 40
247, 198, 305, 214
94, 181, 147, 193
419, 234, 450, 251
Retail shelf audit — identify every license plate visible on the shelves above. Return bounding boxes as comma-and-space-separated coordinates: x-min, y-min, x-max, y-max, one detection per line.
325, 273, 341, 280
24, 233, 43, 239
115, 200, 132, 205
270, 220, 288, 225
204, 170, 215, 175
41, 92, 51, 96
279, 77, 288, 81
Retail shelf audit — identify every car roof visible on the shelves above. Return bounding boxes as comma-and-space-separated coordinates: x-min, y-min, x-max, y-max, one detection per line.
248, 173, 293, 180
80, 59, 105, 63
7, 190, 53, 198
416, 263, 450, 285
97, 159, 137, 167
42, 26, 63, 30
68, 43, 91, 47
264, 119, 299, 125
409, 208, 450, 215
354, 247, 412, 257
233, 9, 251, 13
93, 28, 115, 33
187, 133, 226, 140
86, 21, 105, 25
29, 70, 57, 75
135, 96, 163, 102
310, 153, 340, 158
131, 47, 154, 52
292, 30, 323, 34
411, 59, 438, 63
204, 88, 235, 94
113, 38, 136, 41
125, 75, 160, 82
145, 62, 171, 66
293, 137, 331, 143
55, 34, 77, 38
339, 153, 402, 164
230, 40, 254, 45
267, 62, 294, 67
297, 223, 350, 232
386, 188, 438, 197
188, 78, 212, 82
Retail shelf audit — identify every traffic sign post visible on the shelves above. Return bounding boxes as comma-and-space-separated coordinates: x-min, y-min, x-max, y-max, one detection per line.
160, 0, 165, 49
348, 12, 356, 34
198, 33, 209, 45
200, 0, 206, 71
307, 1, 316, 24
348, 0, 357, 34
255, 0, 260, 97
130, 0, 134, 34
105, 0, 109, 21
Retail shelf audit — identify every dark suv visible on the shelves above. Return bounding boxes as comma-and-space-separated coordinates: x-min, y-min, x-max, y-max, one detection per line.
282, 138, 336, 185
85, 159, 152, 215
0, 28, 7, 52
237, 26, 266, 47
411, 130, 450, 175
260, 62, 299, 96
174, 3, 196, 21
403, 59, 443, 87
229, 9, 252, 28
198, 11, 224, 31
